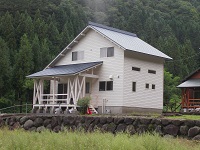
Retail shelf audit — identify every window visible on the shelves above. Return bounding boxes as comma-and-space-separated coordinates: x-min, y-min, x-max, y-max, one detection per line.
99, 81, 113, 91
100, 47, 114, 57
132, 67, 140, 71
72, 51, 84, 61
132, 82, 136, 92
152, 84, 155, 89
148, 69, 156, 74
106, 81, 113, 91
86, 82, 90, 94
99, 81, 106, 91
146, 83, 149, 89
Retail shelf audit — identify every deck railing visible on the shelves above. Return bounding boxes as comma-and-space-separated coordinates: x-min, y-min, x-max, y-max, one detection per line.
40, 94, 68, 104
182, 98, 200, 108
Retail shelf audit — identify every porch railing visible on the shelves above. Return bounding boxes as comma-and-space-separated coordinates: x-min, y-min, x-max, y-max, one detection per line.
182, 98, 200, 108
40, 94, 68, 104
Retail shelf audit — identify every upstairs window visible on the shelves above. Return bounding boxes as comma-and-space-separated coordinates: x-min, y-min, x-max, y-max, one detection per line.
148, 69, 156, 74
100, 47, 114, 57
72, 51, 84, 61
146, 83, 149, 89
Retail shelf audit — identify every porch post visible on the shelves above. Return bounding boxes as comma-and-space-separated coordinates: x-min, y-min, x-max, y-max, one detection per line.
33, 79, 36, 105
67, 78, 70, 104
53, 77, 56, 104
83, 76, 86, 98
74, 75, 78, 104
39, 79, 43, 104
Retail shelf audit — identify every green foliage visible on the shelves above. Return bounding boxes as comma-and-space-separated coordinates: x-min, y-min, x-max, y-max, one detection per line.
164, 70, 181, 111
77, 97, 91, 114
77, 96, 91, 107
0, 129, 200, 150
0, 97, 11, 109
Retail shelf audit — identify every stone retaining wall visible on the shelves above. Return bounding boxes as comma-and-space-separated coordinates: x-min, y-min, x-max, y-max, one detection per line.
0, 115, 200, 140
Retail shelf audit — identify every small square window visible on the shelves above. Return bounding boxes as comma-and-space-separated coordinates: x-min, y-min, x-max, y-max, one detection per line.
72, 51, 84, 61
72, 52, 78, 61
148, 70, 156, 74
100, 48, 107, 58
152, 84, 155, 89
106, 81, 113, 91
99, 81, 106, 91
132, 82, 136, 92
132, 67, 140, 71
107, 47, 114, 57
146, 83, 149, 89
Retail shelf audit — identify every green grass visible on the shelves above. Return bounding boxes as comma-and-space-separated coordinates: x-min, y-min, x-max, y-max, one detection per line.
0, 129, 199, 150
166, 115, 200, 120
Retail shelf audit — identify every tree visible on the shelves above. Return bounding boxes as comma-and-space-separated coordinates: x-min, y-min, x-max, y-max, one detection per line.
13, 34, 33, 112
41, 38, 51, 68
0, 37, 11, 98
164, 70, 181, 112
31, 34, 42, 72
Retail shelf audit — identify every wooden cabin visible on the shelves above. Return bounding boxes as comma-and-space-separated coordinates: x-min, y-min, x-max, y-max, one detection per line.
177, 68, 200, 111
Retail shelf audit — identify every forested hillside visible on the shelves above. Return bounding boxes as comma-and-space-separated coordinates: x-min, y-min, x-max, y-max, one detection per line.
0, 0, 200, 109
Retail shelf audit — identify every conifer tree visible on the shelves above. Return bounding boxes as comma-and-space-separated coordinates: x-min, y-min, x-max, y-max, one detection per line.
13, 34, 33, 111
0, 37, 11, 98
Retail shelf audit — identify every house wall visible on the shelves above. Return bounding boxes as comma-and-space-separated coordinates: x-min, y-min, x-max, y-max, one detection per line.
55, 29, 124, 107
123, 51, 164, 111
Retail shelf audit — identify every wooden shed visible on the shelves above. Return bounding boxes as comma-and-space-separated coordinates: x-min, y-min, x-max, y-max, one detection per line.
177, 68, 200, 110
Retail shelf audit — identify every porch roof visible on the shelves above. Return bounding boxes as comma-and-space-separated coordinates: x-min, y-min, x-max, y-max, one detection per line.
27, 61, 103, 78
177, 79, 200, 88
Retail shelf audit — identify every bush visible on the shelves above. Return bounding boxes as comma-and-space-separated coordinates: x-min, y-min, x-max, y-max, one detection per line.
77, 97, 91, 114
0, 97, 12, 109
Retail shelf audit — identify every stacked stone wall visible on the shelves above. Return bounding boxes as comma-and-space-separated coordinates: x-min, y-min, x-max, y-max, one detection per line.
0, 115, 200, 140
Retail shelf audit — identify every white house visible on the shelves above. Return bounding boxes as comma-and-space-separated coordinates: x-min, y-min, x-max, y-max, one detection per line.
27, 22, 172, 114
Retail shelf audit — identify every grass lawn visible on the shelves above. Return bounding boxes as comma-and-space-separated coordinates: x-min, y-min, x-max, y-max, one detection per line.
0, 129, 199, 150
165, 115, 200, 120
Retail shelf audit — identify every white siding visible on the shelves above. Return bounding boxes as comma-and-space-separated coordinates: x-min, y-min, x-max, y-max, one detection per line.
55, 30, 124, 107
123, 51, 164, 109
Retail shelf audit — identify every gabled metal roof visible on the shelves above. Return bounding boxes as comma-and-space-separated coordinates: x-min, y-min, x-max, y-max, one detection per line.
177, 79, 200, 88
46, 22, 172, 68
27, 61, 103, 78
89, 22, 172, 60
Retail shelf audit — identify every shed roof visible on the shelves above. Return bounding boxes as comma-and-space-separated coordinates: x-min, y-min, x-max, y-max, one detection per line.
177, 79, 200, 88
46, 22, 172, 68
27, 61, 103, 78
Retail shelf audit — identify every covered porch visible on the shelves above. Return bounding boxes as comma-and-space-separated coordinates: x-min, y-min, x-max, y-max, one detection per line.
27, 61, 103, 114
177, 79, 200, 110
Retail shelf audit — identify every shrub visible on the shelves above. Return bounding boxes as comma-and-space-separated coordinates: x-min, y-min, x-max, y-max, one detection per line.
77, 97, 91, 114
0, 97, 11, 109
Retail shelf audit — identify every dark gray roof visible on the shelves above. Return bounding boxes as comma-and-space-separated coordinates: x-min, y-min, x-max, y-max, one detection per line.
177, 79, 200, 88
27, 61, 103, 78
88, 22, 137, 37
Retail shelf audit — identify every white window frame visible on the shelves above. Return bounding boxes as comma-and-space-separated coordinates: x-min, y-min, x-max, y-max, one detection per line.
72, 51, 84, 61
100, 47, 114, 58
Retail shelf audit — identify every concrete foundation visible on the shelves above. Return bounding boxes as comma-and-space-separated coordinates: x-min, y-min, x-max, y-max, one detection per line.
98, 106, 162, 114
